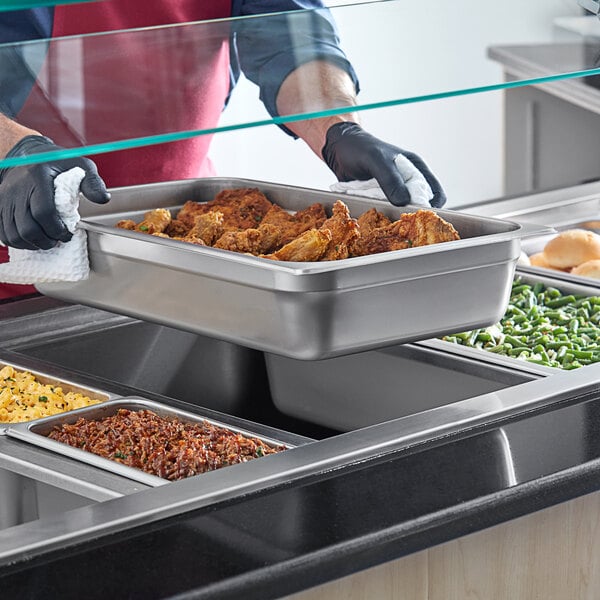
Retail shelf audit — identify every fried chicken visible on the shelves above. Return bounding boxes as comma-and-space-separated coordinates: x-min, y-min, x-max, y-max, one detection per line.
351, 209, 459, 257
394, 210, 460, 247
116, 219, 137, 231
134, 208, 172, 234
351, 223, 412, 257
114, 189, 460, 263
261, 228, 332, 262
164, 219, 189, 238
177, 188, 273, 231
356, 208, 392, 236
214, 223, 282, 255
319, 200, 360, 261
116, 210, 172, 235
261, 203, 327, 245
184, 211, 224, 245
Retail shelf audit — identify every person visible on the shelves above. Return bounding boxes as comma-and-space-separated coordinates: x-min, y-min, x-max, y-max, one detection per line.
0, 1, 446, 298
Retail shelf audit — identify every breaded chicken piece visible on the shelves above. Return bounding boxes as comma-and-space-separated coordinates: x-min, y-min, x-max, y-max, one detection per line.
177, 188, 273, 231
394, 210, 460, 247
350, 224, 412, 257
351, 209, 459, 257
261, 228, 332, 262
261, 203, 327, 245
356, 208, 392, 236
164, 219, 189, 238
116, 219, 137, 231
135, 208, 172, 234
254, 223, 285, 254
214, 224, 282, 255
319, 200, 360, 261
184, 211, 224, 245
214, 229, 262, 254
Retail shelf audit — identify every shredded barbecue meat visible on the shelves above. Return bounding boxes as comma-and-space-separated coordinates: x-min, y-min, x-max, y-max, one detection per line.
47, 409, 285, 481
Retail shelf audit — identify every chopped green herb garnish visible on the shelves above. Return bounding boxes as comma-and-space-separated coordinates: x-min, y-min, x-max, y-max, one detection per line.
256, 447, 264, 457
139, 225, 149, 232
114, 451, 127, 459
38, 395, 48, 403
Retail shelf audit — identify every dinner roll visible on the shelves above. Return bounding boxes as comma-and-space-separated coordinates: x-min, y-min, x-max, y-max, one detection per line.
529, 252, 551, 268
544, 229, 600, 269
529, 252, 570, 272
571, 259, 600, 280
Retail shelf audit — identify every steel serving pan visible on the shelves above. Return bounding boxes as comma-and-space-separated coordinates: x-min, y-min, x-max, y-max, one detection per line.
36, 178, 551, 360
266, 343, 538, 431
519, 221, 600, 288
418, 271, 600, 376
6, 397, 296, 487
0, 357, 115, 435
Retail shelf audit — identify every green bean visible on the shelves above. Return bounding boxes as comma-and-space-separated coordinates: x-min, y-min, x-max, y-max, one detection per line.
512, 284, 530, 295
508, 347, 530, 356
487, 344, 506, 353
572, 350, 594, 360
526, 358, 552, 366
441, 279, 600, 371
543, 311, 569, 321
546, 295, 577, 308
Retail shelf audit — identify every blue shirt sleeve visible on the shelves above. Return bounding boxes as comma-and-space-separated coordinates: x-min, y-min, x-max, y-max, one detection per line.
0, 8, 53, 116
231, 0, 360, 137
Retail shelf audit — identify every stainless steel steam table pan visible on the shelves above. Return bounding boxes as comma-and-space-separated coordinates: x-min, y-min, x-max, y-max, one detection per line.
418, 271, 600, 377
6, 397, 296, 487
518, 221, 600, 288
0, 356, 115, 435
36, 178, 550, 360
266, 343, 538, 431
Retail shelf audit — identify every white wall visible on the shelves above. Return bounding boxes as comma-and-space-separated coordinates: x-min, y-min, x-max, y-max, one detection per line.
210, 0, 581, 207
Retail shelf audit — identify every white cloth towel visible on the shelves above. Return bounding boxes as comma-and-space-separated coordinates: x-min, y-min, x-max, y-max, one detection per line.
0, 167, 89, 284
329, 154, 433, 206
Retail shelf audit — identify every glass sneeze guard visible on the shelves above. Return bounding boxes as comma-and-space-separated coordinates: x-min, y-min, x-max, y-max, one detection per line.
0, 0, 598, 168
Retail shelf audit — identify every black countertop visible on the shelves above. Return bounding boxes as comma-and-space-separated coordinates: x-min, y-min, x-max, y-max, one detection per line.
2, 381, 600, 599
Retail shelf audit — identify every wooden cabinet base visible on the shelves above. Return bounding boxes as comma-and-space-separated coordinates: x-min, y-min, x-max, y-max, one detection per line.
284, 490, 600, 600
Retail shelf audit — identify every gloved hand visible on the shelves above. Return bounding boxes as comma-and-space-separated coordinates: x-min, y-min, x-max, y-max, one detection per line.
322, 122, 446, 208
0, 135, 110, 250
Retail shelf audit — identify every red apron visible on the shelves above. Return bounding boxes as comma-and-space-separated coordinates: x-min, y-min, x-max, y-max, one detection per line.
1, 0, 232, 299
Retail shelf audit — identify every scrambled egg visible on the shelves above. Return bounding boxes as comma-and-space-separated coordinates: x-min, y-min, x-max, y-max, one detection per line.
0, 365, 101, 423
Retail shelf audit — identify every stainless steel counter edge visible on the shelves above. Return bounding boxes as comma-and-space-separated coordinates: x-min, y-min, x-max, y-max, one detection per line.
0, 362, 599, 566
0, 437, 148, 501
456, 179, 600, 220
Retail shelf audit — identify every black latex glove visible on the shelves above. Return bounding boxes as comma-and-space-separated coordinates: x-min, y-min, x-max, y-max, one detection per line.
0, 135, 110, 250
322, 122, 446, 208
